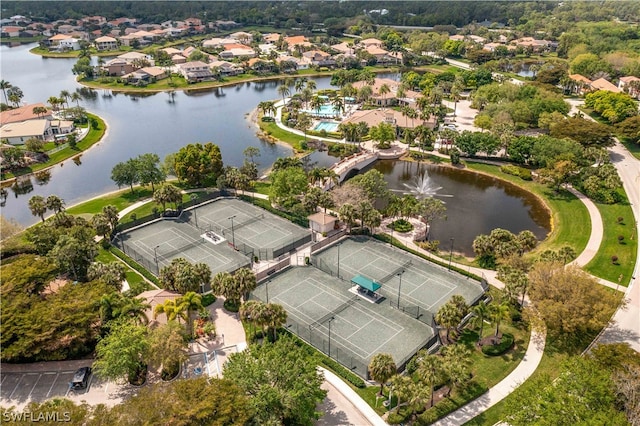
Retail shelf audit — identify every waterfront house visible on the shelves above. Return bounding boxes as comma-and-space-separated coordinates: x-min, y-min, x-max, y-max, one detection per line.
94, 36, 118, 51
0, 119, 53, 145
177, 61, 214, 83
0, 103, 52, 126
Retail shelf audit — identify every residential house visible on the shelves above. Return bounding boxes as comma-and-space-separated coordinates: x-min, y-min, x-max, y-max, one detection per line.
0, 26, 23, 37
108, 17, 137, 27
618, 76, 640, 99
0, 119, 53, 145
568, 74, 593, 96
185, 18, 203, 27
331, 42, 355, 55
352, 78, 418, 107
258, 43, 277, 55
359, 38, 383, 49
0, 103, 52, 126
47, 33, 72, 47
203, 37, 237, 49
56, 37, 81, 51
214, 20, 240, 30
57, 24, 79, 34
102, 58, 135, 76
590, 77, 621, 93
230, 31, 253, 44
164, 27, 186, 38
343, 108, 434, 131
171, 54, 187, 64
365, 45, 401, 64
449, 35, 465, 42
177, 61, 214, 83
123, 66, 167, 84
209, 60, 242, 76
48, 120, 75, 136
302, 50, 335, 67
263, 33, 281, 44
219, 47, 256, 60
117, 51, 152, 64
94, 36, 118, 50
284, 35, 311, 52
161, 47, 182, 56
511, 37, 552, 52
276, 55, 305, 71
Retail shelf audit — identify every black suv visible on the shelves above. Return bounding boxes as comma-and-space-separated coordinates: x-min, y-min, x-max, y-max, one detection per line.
70, 367, 92, 390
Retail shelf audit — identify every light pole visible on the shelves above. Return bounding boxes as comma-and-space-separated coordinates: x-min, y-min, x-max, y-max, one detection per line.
154, 245, 160, 273
190, 194, 198, 228
396, 269, 404, 309
448, 238, 454, 271
327, 316, 335, 358
336, 243, 341, 279
228, 215, 236, 248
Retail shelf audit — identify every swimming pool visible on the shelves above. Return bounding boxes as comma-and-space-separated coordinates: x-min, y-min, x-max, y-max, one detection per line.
314, 121, 339, 132
302, 104, 339, 117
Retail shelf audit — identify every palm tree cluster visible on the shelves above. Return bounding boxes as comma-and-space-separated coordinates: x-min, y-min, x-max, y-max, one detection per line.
211, 268, 257, 308
239, 300, 287, 342
153, 291, 204, 337
28, 194, 66, 223
435, 295, 470, 343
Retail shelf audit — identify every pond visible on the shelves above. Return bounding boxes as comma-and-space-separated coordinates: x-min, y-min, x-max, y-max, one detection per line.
362, 160, 551, 256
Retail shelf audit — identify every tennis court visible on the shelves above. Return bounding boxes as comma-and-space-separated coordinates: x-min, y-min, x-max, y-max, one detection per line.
311, 236, 485, 315
187, 198, 312, 260
116, 218, 250, 278
252, 267, 435, 378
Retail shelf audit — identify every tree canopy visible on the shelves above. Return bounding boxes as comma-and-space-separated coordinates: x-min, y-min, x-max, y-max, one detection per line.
172, 143, 223, 186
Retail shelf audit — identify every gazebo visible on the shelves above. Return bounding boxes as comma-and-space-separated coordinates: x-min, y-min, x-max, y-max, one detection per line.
351, 274, 381, 299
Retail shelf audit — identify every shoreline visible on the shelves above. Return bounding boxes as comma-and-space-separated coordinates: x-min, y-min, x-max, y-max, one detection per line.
0, 112, 109, 186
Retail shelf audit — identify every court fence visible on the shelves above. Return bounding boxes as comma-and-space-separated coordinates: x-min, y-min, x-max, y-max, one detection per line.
309, 230, 347, 254
256, 256, 291, 281
284, 316, 369, 379
113, 239, 160, 276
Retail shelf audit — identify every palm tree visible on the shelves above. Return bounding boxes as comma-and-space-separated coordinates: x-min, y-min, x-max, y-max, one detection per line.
0, 80, 12, 105
239, 300, 263, 340
470, 301, 489, 342
118, 297, 151, 325
234, 268, 257, 302
379, 83, 391, 109
310, 96, 324, 116
294, 77, 307, 93
99, 293, 123, 324
306, 80, 317, 91
265, 303, 287, 341
490, 302, 510, 338
32, 106, 48, 118
436, 301, 461, 343
389, 374, 414, 414
59, 90, 71, 110
179, 291, 203, 336
277, 84, 290, 106
417, 354, 444, 408
368, 353, 396, 396
47, 96, 61, 112
212, 271, 242, 306
331, 96, 344, 117
338, 203, 357, 232
45, 195, 65, 214
442, 344, 472, 396
153, 298, 188, 324
71, 92, 82, 107
28, 195, 47, 222
357, 85, 373, 105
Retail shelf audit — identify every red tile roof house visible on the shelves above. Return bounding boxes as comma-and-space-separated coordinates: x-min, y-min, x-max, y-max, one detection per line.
0, 103, 52, 126
302, 50, 335, 67
590, 77, 621, 93
0, 26, 24, 38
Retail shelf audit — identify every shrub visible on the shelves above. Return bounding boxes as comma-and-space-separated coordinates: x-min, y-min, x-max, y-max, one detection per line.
201, 293, 216, 306
390, 218, 414, 233
481, 333, 514, 356
500, 164, 532, 180
223, 299, 240, 312
617, 216, 624, 223
320, 357, 365, 388
387, 412, 410, 424
618, 235, 625, 243
611, 255, 619, 264
109, 246, 160, 286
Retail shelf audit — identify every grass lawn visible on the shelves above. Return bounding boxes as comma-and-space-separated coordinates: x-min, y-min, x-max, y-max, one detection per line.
251, 181, 272, 195
585, 201, 637, 285
95, 247, 150, 292
1, 113, 106, 181
464, 330, 598, 426
66, 187, 155, 217
119, 193, 192, 224
258, 120, 310, 152
464, 162, 591, 255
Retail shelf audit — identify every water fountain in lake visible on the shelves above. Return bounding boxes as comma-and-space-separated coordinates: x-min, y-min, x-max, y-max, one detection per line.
401, 172, 453, 199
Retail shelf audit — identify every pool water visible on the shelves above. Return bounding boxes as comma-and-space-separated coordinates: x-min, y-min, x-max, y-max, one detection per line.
314, 121, 339, 132
302, 104, 339, 116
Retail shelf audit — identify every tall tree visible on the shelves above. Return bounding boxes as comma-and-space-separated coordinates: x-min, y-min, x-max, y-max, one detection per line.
137, 153, 166, 192
417, 354, 445, 408
368, 353, 397, 395
146, 321, 188, 377
0, 80, 12, 104
28, 195, 47, 222
223, 337, 326, 426
88, 262, 126, 291
172, 143, 223, 186
93, 318, 150, 382
111, 159, 140, 193
45, 195, 65, 214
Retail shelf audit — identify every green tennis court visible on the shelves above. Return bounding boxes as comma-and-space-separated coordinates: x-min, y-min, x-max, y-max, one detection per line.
311, 236, 485, 315
252, 267, 435, 379
186, 198, 312, 260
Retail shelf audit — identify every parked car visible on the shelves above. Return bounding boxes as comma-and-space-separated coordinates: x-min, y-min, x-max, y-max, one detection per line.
70, 367, 92, 390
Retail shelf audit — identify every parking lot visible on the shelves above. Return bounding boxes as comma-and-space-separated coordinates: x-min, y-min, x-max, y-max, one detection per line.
0, 365, 131, 410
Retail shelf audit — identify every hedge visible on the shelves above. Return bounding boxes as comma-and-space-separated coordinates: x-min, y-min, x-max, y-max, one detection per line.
481, 332, 514, 356
500, 164, 532, 181
202, 293, 217, 306
109, 246, 160, 286
239, 195, 309, 228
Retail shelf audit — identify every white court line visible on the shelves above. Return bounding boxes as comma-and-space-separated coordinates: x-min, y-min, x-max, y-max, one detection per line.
8, 374, 25, 399
27, 373, 42, 398
342, 318, 375, 340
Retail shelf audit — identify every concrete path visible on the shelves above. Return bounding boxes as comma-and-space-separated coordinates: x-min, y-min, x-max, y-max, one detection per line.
567, 187, 603, 268
432, 327, 546, 426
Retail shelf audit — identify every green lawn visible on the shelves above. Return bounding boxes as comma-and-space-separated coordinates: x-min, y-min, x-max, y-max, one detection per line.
258, 120, 309, 152
119, 193, 192, 224
251, 181, 272, 195
1, 113, 106, 181
585, 201, 637, 286
95, 247, 150, 292
465, 162, 591, 255
66, 187, 155, 217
